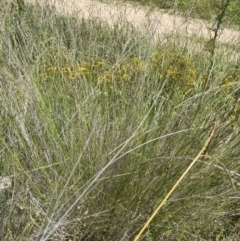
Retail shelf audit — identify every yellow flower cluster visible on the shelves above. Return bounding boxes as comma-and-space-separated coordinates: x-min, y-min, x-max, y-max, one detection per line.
38, 47, 238, 96
150, 49, 197, 94
40, 61, 91, 81
222, 68, 240, 84
97, 57, 143, 90
39, 53, 144, 91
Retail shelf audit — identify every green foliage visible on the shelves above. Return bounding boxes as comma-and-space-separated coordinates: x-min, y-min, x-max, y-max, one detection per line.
150, 49, 197, 94
0, 1, 240, 240
116, 0, 240, 26
39, 48, 198, 96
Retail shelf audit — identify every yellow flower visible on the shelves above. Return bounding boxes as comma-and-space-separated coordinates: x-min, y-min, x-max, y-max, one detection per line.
77, 65, 88, 73
122, 73, 128, 80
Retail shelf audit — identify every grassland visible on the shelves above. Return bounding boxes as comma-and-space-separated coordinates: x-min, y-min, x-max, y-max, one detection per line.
0, 0, 240, 240
108, 0, 240, 27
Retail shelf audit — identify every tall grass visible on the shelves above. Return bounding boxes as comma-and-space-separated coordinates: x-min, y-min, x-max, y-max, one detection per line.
0, 0, 240, 240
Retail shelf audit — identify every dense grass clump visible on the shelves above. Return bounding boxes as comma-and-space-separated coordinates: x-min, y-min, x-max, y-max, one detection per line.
0, 0, 240, 240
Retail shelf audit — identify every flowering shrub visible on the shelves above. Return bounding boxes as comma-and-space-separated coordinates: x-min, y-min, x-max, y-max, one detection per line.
38, 47, 239, 98
221, 67, 240, 88
39, 47, 144, 92
150, 49, 197, 94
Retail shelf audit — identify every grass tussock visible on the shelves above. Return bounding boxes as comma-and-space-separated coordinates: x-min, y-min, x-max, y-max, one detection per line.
0, 0, 240, 240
